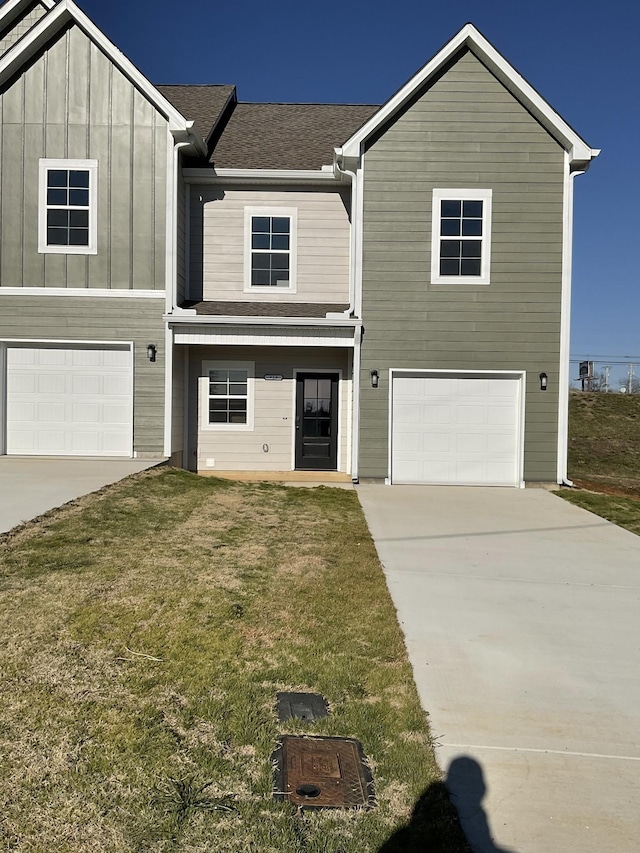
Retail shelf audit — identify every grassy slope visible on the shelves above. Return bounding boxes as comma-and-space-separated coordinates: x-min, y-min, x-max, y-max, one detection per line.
0, 469, 468, 853
561, 391, 640, 534
568, 391, 640, 490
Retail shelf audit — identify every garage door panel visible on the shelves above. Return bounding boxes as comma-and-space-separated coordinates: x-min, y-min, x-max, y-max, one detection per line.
6, 346, 132, 457
392, 374, 521, 486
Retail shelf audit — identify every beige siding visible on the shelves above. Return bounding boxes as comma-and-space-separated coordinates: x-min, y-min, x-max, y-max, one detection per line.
186, 346, 350, 473
359, 49, 565, 483
0, 2, 48, 57
190, 186, 350, 303
0, 295, 166, 453
0, 26, 168, 291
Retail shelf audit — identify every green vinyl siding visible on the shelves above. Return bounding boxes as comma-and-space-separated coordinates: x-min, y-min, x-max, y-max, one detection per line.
0, 296, 166, 453
360, 48, 565, 482
0, 25, 168, 291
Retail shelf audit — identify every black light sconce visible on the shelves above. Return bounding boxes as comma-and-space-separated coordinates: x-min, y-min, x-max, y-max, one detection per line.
147, 343, 157, 363
370, 369, 379, 388
539, 372, 548, 391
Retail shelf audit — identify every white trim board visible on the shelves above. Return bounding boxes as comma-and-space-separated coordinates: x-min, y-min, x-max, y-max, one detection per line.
338, 23, 598, 167
0, 288, 164, 298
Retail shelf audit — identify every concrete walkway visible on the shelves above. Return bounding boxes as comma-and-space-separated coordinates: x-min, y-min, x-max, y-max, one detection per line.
0, 456, 163, 534
357, 485, 640, 853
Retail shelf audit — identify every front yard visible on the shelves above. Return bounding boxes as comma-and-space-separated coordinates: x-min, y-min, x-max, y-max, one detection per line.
0, 469, 467, 852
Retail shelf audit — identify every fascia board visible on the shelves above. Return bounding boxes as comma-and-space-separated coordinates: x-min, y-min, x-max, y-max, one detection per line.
165, 314, 361, 328
183, 168, 339, 186
340, 23, 597, 165
0, 0, 206, 156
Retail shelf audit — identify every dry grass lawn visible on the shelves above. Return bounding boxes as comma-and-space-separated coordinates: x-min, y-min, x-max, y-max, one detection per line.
0, 468, 468, 853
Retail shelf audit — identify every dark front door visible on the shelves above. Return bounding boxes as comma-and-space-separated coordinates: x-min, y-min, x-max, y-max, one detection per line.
295, 373, 339, 470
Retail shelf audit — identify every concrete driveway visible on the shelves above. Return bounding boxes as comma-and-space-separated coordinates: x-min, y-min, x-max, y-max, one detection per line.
357, 485, 640, 853
0, 456, 163, 534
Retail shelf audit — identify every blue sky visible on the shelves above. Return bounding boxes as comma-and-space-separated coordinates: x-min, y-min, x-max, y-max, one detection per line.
77, 0, 639, 380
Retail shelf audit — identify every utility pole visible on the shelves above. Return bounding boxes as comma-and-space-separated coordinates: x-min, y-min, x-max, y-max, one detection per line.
628, 363, 635, 395
604, 365, 610, 393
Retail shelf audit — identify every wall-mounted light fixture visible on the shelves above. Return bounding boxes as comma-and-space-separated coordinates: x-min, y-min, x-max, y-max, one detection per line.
539, 372, 548, 391
147, 343, 157, 363
370, 369, 379, 388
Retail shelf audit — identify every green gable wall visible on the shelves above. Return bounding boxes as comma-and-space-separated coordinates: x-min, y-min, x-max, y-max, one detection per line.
359, 49, 565, 482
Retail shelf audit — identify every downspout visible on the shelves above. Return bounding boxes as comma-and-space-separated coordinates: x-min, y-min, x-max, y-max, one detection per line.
163, 138, 191, 459
334, 155, 362, 482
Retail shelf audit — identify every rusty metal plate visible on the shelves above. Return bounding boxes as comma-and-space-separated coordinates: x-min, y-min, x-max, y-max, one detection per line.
273, 735, 375, 809
276, 692, 329, 722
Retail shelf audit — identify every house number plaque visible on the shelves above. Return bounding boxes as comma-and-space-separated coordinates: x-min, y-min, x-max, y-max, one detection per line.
264, 374, 283, 381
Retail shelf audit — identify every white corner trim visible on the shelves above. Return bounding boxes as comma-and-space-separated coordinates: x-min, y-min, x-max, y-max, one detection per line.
557, 151, 580, 484
199, 360, 255, 432
0, 288, 165, 298
38, 158, 97, 255
243, 207, 298, 294
163, 324, 172, 458
430, 188, 492, 285
340, 23, 597, 165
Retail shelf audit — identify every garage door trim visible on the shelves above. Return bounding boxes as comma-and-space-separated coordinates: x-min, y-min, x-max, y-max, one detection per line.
1, 339, 134, 457
388, 368, 526, 487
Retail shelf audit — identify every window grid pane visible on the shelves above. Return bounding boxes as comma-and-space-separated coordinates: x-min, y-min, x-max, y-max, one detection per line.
46, 168, 91, 247
439, 199, 483, 277
208, 369, 248, 425
251, 215, 291, 286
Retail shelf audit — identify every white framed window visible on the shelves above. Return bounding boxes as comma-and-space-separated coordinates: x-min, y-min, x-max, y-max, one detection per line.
38, 159, 98, 254
200, 361, 254, 431
244, 207, 297, 292
431, 188, 492, 285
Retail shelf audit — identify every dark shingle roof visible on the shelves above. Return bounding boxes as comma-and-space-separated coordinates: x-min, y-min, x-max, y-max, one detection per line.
183, 301, 350, 318
210, 103, 380, 170
156, 84, 236, 142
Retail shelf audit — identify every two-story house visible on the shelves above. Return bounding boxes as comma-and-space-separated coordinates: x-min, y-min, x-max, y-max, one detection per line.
0, 0, 598, 487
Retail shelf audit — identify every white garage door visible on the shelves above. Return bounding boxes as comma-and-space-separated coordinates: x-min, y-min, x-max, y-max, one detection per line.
6, 345, 133, 456
391, 373, 522, 486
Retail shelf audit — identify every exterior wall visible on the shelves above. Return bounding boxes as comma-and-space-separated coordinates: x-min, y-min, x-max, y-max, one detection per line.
171, 340, 186, 464
0, 2, 48, 57
186, 345, 351, 473
0, 295, 166, 453
176, 167, 187, 303
0, 24, 168, 291
189, 186, 350, 304
359, 49, 565, 482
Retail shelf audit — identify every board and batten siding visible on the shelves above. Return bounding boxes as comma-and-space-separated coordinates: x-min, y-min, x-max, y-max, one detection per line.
189, 187, 350, 304
359, 48, 565, 482
0, 25, 168, 291
186, 346, 350, 473
0, 296, 166, 454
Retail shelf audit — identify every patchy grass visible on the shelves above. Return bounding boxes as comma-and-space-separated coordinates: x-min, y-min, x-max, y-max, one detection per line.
560, 391, 640, 535
0, 469, 468, 853
558, 489, 640, 537
568, 391, 640, 493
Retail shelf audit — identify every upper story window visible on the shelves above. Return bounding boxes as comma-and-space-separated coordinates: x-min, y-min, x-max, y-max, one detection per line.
244, 207, 297, 292
38, 159, 98, 255
431, 188, 492, 285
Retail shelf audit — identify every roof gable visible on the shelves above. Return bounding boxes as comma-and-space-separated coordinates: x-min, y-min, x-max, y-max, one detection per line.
0, 0, 205, 153
338, 23, 597, 168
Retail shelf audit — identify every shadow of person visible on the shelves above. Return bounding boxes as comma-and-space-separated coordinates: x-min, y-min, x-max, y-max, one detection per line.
378, 755, 516, 853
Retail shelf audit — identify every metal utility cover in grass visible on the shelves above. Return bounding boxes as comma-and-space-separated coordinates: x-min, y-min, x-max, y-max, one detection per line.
273, 735, 375, 809
276, 692, 329, 722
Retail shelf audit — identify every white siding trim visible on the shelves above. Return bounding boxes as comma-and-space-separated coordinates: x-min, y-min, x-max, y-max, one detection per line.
183, 168, 338, 185
163, 324, 172, 457
0, 288, 164, 298
174, 329, 355, 348
387, 368, 526, 487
